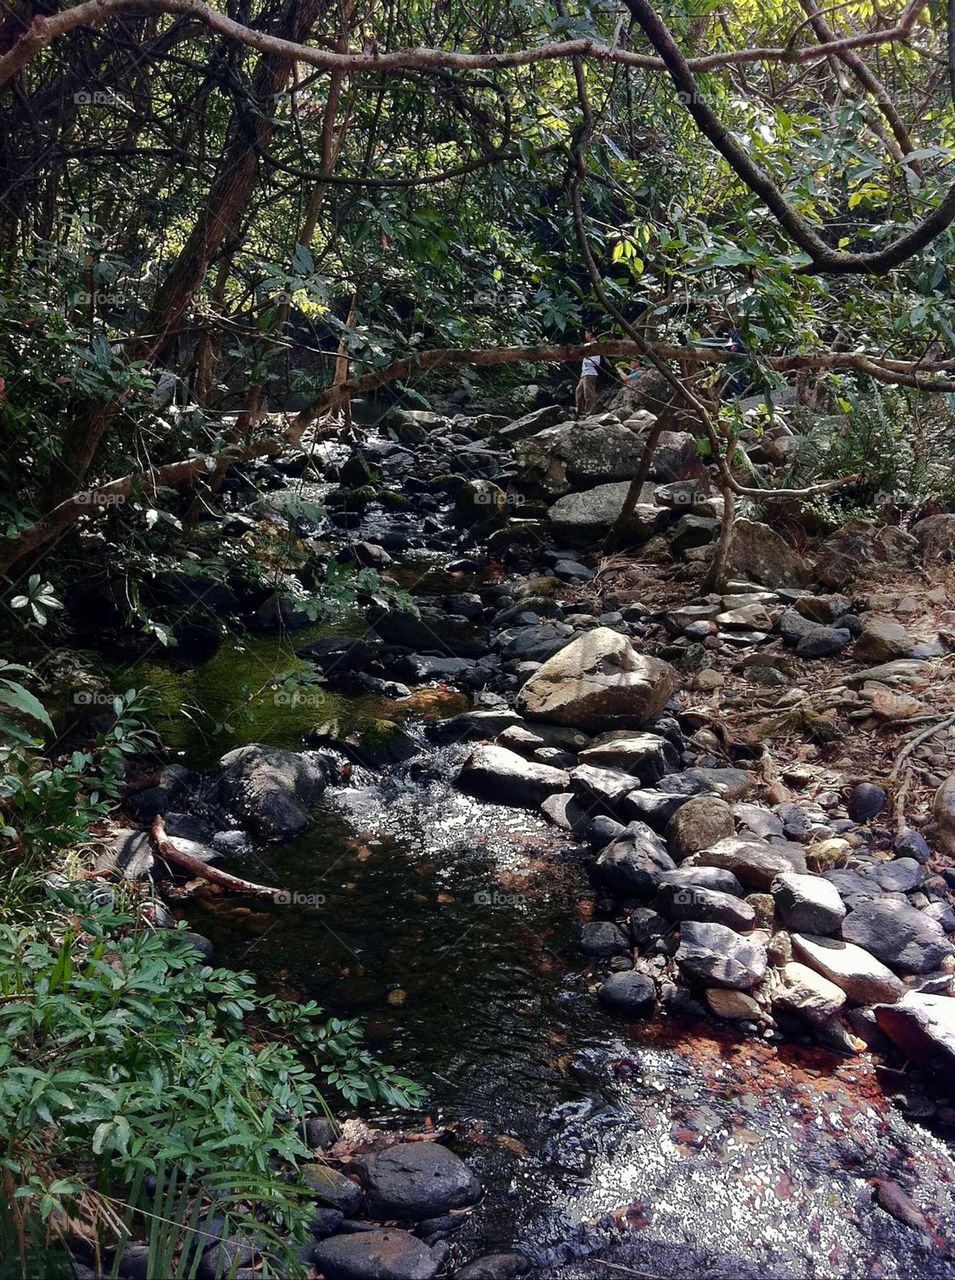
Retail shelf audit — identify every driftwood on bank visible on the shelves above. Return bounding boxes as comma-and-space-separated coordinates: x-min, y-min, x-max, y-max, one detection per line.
150, 816, 288, 899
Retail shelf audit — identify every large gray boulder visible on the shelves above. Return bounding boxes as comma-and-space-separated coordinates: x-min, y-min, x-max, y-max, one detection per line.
547, 482, 660, 547
456, 744, 569, 809
841, 899, 953, 975
676, 920, 768, 990
814, 519, 917, 588
911, 512, 955, 560
360, 1142, 480, 1220
517, 628, 679, 730
515, 416, 652, 493
216, 745, 329, 841
311, 1229, 441, 1280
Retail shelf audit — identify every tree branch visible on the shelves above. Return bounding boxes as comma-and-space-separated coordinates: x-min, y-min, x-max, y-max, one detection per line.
622, 0, 954, 275
151, 816, 288, 898
0, 0, 932, 89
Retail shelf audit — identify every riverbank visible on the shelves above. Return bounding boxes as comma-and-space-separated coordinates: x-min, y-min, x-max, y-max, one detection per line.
47, 392, 949, 1276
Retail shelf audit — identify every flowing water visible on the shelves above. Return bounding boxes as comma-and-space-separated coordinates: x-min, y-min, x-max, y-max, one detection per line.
138, 617, 955, 1279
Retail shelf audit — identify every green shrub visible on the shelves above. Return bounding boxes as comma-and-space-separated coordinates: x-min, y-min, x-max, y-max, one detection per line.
0, 891, 423, 1274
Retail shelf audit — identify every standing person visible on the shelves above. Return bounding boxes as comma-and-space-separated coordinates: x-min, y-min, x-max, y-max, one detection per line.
575, 330, 600, 417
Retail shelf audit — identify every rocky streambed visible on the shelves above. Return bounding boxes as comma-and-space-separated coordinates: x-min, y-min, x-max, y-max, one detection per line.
88, 396, 955, 1278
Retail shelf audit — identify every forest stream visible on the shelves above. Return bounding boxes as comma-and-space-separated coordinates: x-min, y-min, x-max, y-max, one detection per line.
130, 554, 955, 1280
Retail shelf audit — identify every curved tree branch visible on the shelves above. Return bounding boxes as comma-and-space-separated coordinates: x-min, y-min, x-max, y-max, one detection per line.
622, 0, 954, 275
2, 334, 948, 577
0, 0, 932, 89
797, 0, 922, 179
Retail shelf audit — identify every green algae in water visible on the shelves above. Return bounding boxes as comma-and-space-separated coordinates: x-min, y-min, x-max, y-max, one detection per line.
130, 616, 467, 769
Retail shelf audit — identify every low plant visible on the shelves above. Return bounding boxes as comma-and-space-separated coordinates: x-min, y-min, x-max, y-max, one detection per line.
0, 891, 424, 1277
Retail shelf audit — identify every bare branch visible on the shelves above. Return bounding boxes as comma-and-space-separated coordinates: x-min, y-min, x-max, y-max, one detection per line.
0, 0, 933, 89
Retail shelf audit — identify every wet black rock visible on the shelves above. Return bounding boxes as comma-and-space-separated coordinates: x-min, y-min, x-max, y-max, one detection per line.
216, 744, 329, 841
125, 764, 191, 822
629, 907, 669, 946
305, 1114, 338, 1150
597, 970, 656, 1016
373, 607, 486, 657
211, 829, 251, 856
895, 828, 931, 863
847, 782, 887, 823
796, 625, 852, 659
302, 1165, 364, 1215
311, 1229, 442, 1280
593, 824, 675, 896
196, 1235, 259, 1280
336, 541, 393, 569
163, 811, 215, 843
554, 559, 594, 583
580, 920, 631, 957
116, 1243, 151, 1279
583, 815, 626, 849
494, 622, 575, 663
360, 1142, 480, 1220
660, 984, 707, 1018
443, 592, 484, 620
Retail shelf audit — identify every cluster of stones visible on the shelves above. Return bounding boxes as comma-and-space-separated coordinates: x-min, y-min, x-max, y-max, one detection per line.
100, 1134, 515, 1280
447, 627, 955, 1072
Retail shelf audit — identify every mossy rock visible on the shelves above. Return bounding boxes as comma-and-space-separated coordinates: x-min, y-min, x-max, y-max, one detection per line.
311, 717, 418, 768
805, 837, 852, 873
377, 489, 411, 509
326, 486, 375, 512
429, 473, 466, 494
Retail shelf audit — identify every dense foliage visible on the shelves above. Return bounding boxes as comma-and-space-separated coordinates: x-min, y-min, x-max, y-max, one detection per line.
1, 0, 954, 1270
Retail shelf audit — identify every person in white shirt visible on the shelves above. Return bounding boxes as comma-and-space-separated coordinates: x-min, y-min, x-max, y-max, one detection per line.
575, 330, 600, 417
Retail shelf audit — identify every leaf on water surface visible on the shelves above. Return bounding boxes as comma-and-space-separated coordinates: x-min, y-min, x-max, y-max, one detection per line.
872, 1179, 930, 1233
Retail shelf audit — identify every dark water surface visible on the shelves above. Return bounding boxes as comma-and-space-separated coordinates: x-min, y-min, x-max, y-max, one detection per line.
146, 631, 955, 1279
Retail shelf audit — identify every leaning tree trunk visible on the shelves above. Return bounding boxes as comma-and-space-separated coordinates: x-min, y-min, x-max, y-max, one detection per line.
603, 417, 665, 551
42, 0, 330, 509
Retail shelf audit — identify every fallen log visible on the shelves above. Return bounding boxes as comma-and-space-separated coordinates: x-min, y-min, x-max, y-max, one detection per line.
150, 816, 288, 899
